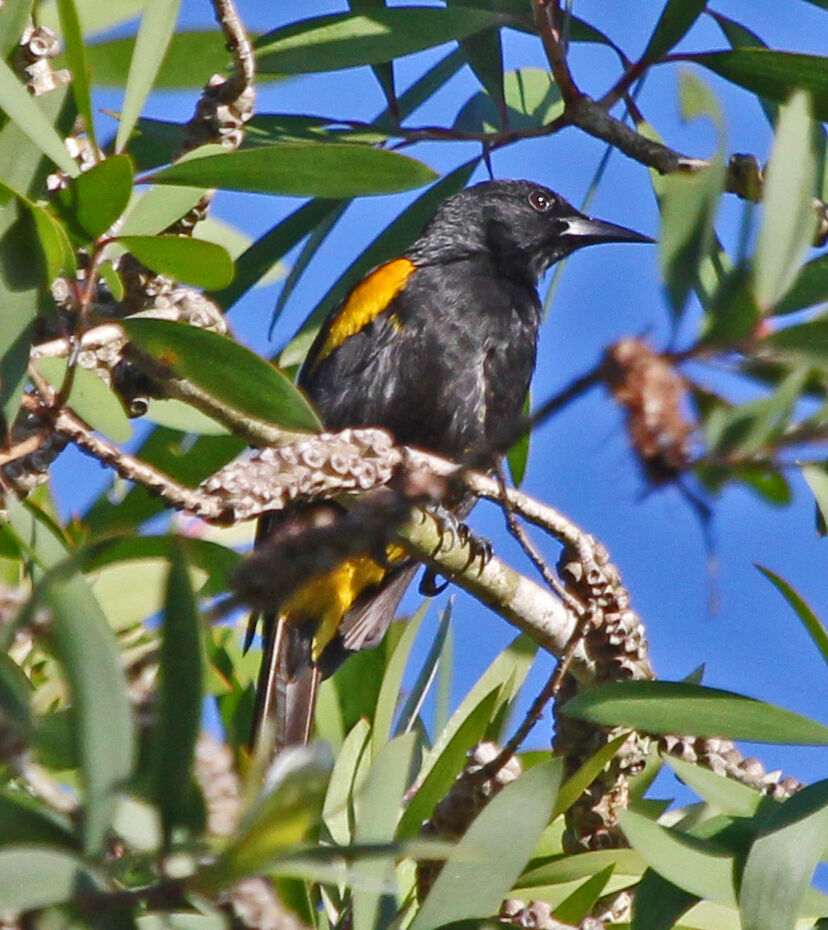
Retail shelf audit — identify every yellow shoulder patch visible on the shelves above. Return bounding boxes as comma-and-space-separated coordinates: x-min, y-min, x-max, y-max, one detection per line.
312, 258, 416, 368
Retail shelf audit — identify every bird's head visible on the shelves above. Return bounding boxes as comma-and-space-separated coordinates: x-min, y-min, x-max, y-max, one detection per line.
408, 179, 653, 283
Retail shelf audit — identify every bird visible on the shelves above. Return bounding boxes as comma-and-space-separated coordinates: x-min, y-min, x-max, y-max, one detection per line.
248, 178, 652, 752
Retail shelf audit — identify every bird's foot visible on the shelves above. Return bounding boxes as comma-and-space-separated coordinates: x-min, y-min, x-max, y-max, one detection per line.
423, 503, 492, 571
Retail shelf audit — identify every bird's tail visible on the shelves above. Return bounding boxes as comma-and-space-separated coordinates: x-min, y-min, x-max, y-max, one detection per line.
250, 615, 320, 753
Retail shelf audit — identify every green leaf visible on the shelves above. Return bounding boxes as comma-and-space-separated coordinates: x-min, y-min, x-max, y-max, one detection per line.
282, 159, 479, 366
561, 680, 828, 745
30, 202, 77, 281
553, 731, 631, 819
121, 318, 320, 433
553, 864, 614, 925
353, 733, 417, 930
0, 0, 35, 59
0, 202, 40, 431
761, 318, 828, 368
6, 502, 135, 855
455, 67, 562, 133
0, 788, 75, 848
115, 0, 182, 152
372, 604, 427, 756
740, 779, 828, 930
631, 868, 699, 930
641, 0, 708, 64
86, 30, 232, 89
115, 234, 233, 289
658, 72, 725, 316
120, 184, 206, 237
143, 398, 229, 435
152, 544, 204, 846
702, 263, 760, 346
255, 7, 502, 74
55, 0, 97, 150
323, 717, 371, 846
506, 392, 531, 487
148, 144, 438, 198
411, 760, 562, 930
802, 462, 828, 539
0, 57, 79, 176
754, 91, 817, 312
396, 600, 452, 737
38, 0, 144, 39
680, 50, 828, 122
397, 687, 500, 840
664, 754, 762, 818
0, 653, 33, 746
55, 154, 133, 241
35, 358, 132, 443
211, 198, 340, 310
756, 563, 828, 667
211, 744, 331, 883
620, 809, 738, 907
517, 848, 646, 888
0, 846, 106, 911
774, 253, 828, 315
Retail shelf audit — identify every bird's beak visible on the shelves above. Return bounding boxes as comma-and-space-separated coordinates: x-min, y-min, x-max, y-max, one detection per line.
563, 214, 654, 245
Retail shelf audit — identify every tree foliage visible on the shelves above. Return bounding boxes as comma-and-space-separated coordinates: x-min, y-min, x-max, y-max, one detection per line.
0, 1, 827, 929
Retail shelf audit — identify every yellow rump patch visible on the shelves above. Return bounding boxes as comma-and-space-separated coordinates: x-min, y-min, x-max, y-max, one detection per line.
312, 258, 416, 368
280, 544, 408, 661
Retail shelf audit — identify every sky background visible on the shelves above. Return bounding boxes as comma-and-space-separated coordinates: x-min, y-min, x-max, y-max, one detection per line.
50, 0, 828, 803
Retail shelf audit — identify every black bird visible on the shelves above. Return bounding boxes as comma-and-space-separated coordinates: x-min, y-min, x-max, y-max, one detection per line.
250, 179, 651, 750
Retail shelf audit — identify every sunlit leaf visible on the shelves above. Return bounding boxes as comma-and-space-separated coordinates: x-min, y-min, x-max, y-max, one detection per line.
149, 143, 438, 198
115, 0, 182, 151
121, 318, 321, 433
739, 779, 828, 930
641, 0, 707, 63
455, 67, 562, 132
756, 563, 828, 666
0, 847, 106, 911
255, 7, 501, 74
115, 234, 234, 289
562, 680, 828, 744
55, 154, 133, 241
412, 760, 562, 930
754, 91, 817, 311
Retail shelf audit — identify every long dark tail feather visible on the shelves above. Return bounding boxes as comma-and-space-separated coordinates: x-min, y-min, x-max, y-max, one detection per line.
249, 615, 321, 753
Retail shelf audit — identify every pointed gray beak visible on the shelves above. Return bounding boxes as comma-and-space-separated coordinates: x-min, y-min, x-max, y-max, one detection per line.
563, 214, 654, 245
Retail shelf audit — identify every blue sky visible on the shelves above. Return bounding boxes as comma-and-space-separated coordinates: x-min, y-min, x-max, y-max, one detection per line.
51, 0, 828, 794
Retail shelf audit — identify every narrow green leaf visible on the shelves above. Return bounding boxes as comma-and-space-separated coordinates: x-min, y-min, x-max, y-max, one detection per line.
0, 654, 33, 746
553, 864, 614, 925
121, 318, 321, 433
455, 67, 562, 133
323, 717, 371, 846
55, 0, 97, 150
372, 604, 427, 756
506, 392, 531, 486
641, 0, 707, 64
212, 198, 340, 310
754, 91, 817, 311
148, 144, 438, 198
152, 544, 204, 846
115, 0, 182, 151
411, 760, 562, 930
35, 358, 132, 443
0, 0, 35, 59
6, 502, 135, 855
708, 11, 777, 124
680, 50, 828, 122
774, 253, 828, 315
55, 154, 133, 241
0, 847, 105, 911
620, 809, 738, 906
561, 680, 828, 744
631, 868, 699, 930
396, 600, 452, 736
553, 731, 631, 819
756, 563, 828, 666
0, 788, 75, 848
802, 463, 828, 540
282, 159, 479, 366
457, 24, 506, 125
761, 318, 828, 368
397, 687, 500, 840
212, 744, 332, 883
115, 234, 233, 289
255, 8, 501, 74
30, 203, 77, 280
664, 754, 762, 818
353, 733, 417, 930
38, 0, 144, 40
0, 57, 78, 176
87, 30, 231, 89
120, 184, 206, 237
739, 779, 828, 930
517, 848, 646, 888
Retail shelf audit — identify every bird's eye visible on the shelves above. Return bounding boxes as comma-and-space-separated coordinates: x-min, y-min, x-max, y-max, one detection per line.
528, 189, 554, 212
